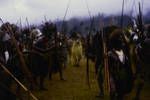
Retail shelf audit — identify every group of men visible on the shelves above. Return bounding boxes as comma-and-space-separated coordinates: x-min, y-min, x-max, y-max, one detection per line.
0, 22, 71, 99
0, 19, 150, 100
92, 25, 150, 100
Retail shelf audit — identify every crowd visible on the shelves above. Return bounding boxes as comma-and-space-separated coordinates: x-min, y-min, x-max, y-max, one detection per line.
0, 20, 150, 100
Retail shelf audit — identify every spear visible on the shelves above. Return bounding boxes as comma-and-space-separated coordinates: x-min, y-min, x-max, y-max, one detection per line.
84, 0, 94, 88
100, 16, 110, 98
137, 2, 144, 40
120, 0, 128, 44
86, 17, 94, 89
120, 0, 128, 45
26, 17, 30, 30
0, 18, 34, 90
0, 62, 38, 100
44, 15, 48, 22
61, 0, 71, 33
85, 0, 92, 20
120, 0, 125, 29
19, 17, 22, 32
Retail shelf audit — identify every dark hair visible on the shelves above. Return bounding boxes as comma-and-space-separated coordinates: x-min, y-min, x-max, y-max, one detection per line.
109, 29, 123, 50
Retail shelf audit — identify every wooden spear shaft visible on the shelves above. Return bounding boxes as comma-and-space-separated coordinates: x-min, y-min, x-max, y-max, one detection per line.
100, 17, 110, 98
86, 17, 94, 89
121, 0, 125, 29
0, 18, 34, 86
103, 38, 110, 97
61, 0, 71, 33
0, 62, 38, 100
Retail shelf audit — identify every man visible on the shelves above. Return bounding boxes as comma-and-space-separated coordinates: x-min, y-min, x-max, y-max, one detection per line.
71, 39, 83, 67
32, 35, 50, 90
0, 29, 16, 99
108, 29, 133, 100
49, 32, 65, 80
135, 26, 150, 99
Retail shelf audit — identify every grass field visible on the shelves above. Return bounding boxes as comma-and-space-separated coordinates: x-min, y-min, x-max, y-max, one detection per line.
35, 57, 98, 100
30, 58, 100, 100
19, 57, 150, 100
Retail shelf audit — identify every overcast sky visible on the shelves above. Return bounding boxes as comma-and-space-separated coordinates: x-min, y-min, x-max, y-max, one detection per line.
0, 0, 149, 25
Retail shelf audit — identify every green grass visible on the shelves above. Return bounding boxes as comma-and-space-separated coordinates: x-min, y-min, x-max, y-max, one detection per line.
30, 58, 100, 100
19, 57, 150, 100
